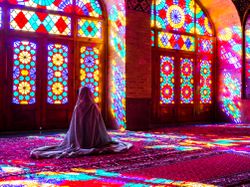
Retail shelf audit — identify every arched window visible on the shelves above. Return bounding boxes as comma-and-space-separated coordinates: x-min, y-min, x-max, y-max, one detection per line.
244, 9, 250, 98
151, 0, 215, 123
0, 0, 106, 130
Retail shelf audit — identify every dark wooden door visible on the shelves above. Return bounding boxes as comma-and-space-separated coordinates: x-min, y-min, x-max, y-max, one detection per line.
41, 40, 74, 130
153, 51, 214, 124
6, 37, 41, 131
5, 37, 74, 131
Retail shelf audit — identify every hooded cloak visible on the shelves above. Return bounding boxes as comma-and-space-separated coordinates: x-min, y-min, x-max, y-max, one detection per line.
30, 87, 132, 159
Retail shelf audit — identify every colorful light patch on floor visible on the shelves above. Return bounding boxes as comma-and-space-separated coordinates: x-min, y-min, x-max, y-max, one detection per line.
0, 124, 250, 186
21, 127, 250, 154
0, 169, 216, 187
0, 165, 28, 174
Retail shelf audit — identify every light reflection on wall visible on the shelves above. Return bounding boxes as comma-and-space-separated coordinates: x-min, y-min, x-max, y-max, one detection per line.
221, 73, 241, 123
218, 26, 242, 123
107, 1, 126, 129
245, 14, 250, 97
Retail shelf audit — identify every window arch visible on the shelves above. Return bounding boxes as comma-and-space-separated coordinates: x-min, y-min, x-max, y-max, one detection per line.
243, 9, 250, 99
151, 0, 215, 122
0, 0, 107, 129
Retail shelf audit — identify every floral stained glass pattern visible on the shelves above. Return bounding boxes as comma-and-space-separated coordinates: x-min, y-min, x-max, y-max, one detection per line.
76, 0, 102, 18
199, 58, 212, 103
8, 0, 73, 13
195, 4, 213, 36
155, 0, 195, 33
160, 56, 175, 104
10, 9, 71, 36
47, 44, 69, 104
78, 19, 102, 38
12, 41, 37, 104
245, 14, 250, 98
198, 38, 213, 54
180, 58, 194, 104
158, 32, 195, 51
80, 46, 100, 103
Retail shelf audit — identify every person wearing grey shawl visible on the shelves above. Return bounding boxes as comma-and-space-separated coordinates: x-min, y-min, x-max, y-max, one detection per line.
30, 87, 132, 159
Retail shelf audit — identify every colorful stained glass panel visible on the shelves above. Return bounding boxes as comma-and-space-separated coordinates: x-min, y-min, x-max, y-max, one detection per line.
180, 58, 194, 104
199, 57, 212, 103
155, 0, 195, 33
78, 19, 102, 38
76, 0, 102, 18
151, 0, 155, 27
8, 0, 73, 13
12, 41, 37, 104
10, 9, 71, 36
151, 30, 155, 47
47, 44, 69, 104
198, 38, 213, 54
245, 14, 250, 98
160, 56, 175, 104
195, 4, 213, 36
158, 32, 195, 51
80, 46, 100, 103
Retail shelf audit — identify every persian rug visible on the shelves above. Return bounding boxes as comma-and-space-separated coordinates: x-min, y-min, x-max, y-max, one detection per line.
0, 124, 249, 186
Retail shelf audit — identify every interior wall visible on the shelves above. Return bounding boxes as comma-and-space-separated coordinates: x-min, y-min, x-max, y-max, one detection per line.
199, 0, 244, 123
126, 9, 152, 130
125, 0, 248, 129
105, 0, 127, 130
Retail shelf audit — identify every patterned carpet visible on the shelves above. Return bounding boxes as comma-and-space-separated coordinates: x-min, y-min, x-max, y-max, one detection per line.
0, 123, 250, 186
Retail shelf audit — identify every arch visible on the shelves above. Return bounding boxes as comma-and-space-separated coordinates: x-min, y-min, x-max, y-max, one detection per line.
0, 0, 127, 130
199, 0, 242, 123
151, 0, 216, 123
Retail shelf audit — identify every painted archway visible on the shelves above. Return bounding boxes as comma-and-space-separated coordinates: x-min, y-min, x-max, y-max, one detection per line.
199, 0, 242, 123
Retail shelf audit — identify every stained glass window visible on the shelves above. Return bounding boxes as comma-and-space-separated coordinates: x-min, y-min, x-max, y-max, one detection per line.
75, 0, 102, 18
195, 3, 213, 36
199, 57, 212, 103
0, 7, 2, 28
160, 56, 175, 104
155, 0, 195, 33
198, 38, 213, 54
78, 19, 102, 38
151, 1, 155, 27
158, 32, 195, 51
80, 46, 100, 103
151, 30, 155, 47
47, 44, 69, 104
12, 41, 37, 104
245, 14, 250, 98
10, 9, 71, 36
8, 0, 73, 13
180, 58, 194, 104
